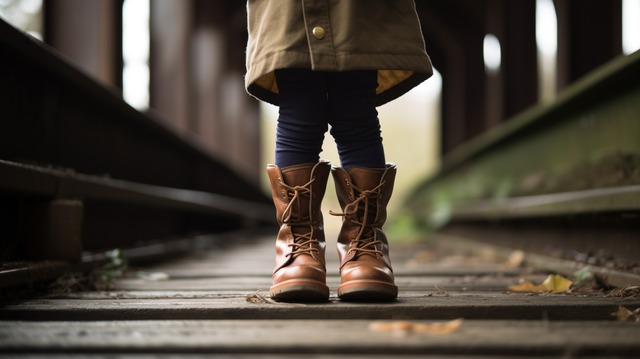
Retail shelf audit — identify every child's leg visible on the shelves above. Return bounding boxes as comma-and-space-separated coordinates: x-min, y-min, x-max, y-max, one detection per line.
327, 71, 397, 301
274, 68, 328, 168
327, 70, 385, 169
268, 69, 331, 302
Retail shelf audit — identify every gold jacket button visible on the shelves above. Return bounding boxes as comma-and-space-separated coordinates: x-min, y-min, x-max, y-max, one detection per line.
312, 26, 325, 40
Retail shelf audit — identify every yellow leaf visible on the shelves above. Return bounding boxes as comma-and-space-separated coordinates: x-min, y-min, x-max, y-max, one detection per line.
542, 274, 573, 292
369, 319, 463, 335
509, 274, 572, 293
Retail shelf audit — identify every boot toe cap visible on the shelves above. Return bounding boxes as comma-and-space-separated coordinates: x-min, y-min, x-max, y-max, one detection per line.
273, 264, 326, 284
271, 264, 329, 302
341, 264, 394, 283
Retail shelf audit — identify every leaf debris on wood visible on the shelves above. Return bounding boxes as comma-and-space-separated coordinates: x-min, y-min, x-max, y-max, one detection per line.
49, 249, 129, 293
245, 291, 307, 306
509, 274, 573, 293
605, 286, 640, 298
434, 284, 448, 295
612, 305, 640, 322
369, 318, 463, 336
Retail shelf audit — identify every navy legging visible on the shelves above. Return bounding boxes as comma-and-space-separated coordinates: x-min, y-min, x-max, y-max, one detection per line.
275, 68, 385, 169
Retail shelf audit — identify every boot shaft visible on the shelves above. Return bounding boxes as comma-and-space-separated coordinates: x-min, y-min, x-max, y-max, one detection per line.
332, 164, 396, 229
267, 161, 331, 228
266, 161, 331, 273
332, 164, 396, 269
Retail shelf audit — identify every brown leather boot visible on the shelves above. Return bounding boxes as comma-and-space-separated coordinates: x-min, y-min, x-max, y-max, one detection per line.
267, 161, 331, 302
331, 164, 398, 301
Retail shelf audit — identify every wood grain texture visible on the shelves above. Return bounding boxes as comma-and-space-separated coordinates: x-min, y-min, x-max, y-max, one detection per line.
1, 320, 638, 355
1, 234, 638, 356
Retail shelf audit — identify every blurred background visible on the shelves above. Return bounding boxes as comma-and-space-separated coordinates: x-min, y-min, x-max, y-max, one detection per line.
1, 0, 639, 251
2, 0, 638, 186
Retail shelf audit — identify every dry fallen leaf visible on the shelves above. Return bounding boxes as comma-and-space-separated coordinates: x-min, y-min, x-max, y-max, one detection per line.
613, 305, 640, 322
246, 291, 283, 305
434, 284, 448, 295
369, 318, 463, 335
509, 274, 572, 293
245, 291, 307, 306
246, 292, 273, 304
412, 319, 464, 334
509, 281, 545, 293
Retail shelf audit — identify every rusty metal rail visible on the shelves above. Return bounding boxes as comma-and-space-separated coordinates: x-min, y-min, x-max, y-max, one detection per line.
403, 51, 640, 279
0, 160, 273, 223
0, 18, 274, 288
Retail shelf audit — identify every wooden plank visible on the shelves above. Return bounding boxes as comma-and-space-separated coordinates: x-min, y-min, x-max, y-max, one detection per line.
41, 290, 524, 300
432, 234, 640, 288
104, 275, 543, 292
2, 227, 635, 357
156, 263, 524, 279
0, 356, 564, 359
0, 356, 578, 359
3, 294, 638, 321
0, 320, 638, 355
140, 237, 524, 277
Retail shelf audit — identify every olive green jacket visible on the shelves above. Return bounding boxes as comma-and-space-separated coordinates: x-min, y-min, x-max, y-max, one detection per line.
245, 0, 433, 106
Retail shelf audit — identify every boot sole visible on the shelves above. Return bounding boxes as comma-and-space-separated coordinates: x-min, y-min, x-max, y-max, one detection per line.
270, 280, 329, 302
338, 280, 398, 302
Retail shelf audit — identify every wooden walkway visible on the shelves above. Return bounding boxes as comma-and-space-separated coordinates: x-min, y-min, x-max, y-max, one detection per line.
1, 230, 639, 358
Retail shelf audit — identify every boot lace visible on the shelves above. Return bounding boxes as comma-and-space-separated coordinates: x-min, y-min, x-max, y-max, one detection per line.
281, 178, 320, 257
330, 181, 385, 257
